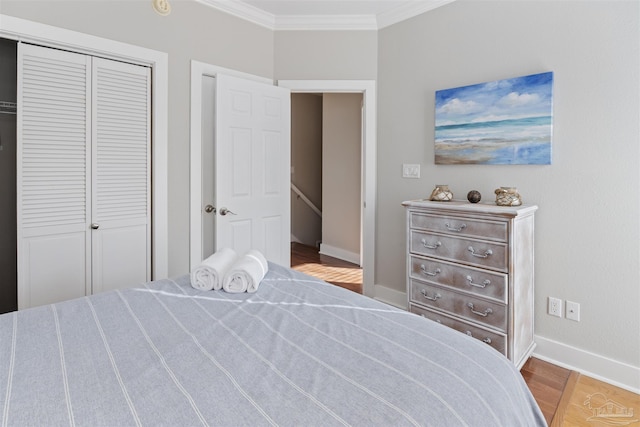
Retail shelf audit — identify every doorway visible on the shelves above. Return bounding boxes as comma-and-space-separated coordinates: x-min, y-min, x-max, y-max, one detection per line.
189, 69, 376, 298
279, 80, 376, 298
290, 92, 363, 291
189, 61, 286, 271
1, 15, 169, 284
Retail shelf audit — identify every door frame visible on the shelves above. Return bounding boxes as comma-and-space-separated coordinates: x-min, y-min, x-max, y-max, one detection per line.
0, 14, 168, 280
278, 80, 376, 299
189, 60, 272, 271
190, 70, 376, 298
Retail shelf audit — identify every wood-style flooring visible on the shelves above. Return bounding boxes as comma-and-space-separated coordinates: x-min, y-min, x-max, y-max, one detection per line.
290, 242, 363, 294
521, 357, 573, 425
291, 242, 640, 426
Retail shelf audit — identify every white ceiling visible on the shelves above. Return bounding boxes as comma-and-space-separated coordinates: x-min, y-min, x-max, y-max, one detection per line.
196, 0, 455, 30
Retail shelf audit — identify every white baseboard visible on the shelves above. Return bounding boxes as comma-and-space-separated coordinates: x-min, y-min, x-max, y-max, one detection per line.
533, 335, 640, 394
319, 243, 360, 265
373, 284, 406, 309
375, 286, 640, 394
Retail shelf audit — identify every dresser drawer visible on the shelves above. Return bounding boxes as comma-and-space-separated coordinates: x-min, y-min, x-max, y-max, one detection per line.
410, 212, 508, 242
410, 304, 507, 356
410, 230, 508, 272
409, 256, 508, 303
410, 280, 507, 331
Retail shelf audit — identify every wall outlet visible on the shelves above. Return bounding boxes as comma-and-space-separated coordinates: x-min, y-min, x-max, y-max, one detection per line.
402, 164, 420, 179
566, 301, 580, 321
548, 297, 562, 317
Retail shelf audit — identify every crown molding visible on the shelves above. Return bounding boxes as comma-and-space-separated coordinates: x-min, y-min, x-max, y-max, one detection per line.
275, 15, 378, 31
377, 0, 456, 29
195, 0, 276, 29
197, 0, 455, 31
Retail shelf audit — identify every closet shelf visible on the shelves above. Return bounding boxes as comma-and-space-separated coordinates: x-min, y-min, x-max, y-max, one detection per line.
0, 101, 16, 114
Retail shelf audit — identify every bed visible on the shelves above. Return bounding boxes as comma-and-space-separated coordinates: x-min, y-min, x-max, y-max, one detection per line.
0, 262, 545, 426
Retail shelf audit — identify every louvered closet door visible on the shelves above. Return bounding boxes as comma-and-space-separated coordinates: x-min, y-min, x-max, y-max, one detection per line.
17, 44, 92, 309
91, 58, 150, 294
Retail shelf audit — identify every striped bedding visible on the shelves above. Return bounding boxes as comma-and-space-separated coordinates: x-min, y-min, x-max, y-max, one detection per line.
0, 262, 545, 426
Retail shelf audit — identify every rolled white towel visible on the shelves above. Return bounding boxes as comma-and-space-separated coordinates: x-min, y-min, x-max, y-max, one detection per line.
222, 250, 269, 293
190, 247, 238, 291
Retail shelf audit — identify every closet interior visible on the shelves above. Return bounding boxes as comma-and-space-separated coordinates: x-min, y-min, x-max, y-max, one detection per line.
0, 38, 17, 314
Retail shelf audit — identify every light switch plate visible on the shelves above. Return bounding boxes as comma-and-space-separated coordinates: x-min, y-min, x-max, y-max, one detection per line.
402, 164, 420, 179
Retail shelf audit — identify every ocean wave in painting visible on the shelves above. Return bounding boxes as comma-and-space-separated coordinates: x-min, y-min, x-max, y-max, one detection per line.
435, 116, 552, 165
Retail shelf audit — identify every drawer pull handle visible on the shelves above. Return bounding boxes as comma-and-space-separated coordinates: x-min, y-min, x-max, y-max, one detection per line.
466, 275, 491, 288
468, 246, 493, 258
445, 222, 466, 232
467, 303, 492, 317
420, 265, 441, 277
465, 331, 492, 344
421, 239, 441, 250
421, 290, 441, 301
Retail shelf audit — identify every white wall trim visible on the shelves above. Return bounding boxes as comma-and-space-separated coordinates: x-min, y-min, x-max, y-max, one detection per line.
189, 61, 273, 270
275, 15, 377, 31
278, 80, 376, 300
373, 285, 406, 309
533, 335, 640, 394
0, 14, 168, 280
376, 0, 456, 29
195, 0, 454, 31
383, 286, 639, 392
319, 243, 359, 265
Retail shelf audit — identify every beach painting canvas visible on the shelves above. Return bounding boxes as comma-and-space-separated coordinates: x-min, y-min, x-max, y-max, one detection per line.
435, 72, 553, 165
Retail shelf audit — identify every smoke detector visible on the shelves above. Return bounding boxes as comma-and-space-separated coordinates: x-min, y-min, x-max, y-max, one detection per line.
152, 0, 171, 16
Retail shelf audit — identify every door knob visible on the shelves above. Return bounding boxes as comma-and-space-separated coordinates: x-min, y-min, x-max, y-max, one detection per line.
219, 208, 236, 216
91, 223, 100, 229
204, 205, 215, 214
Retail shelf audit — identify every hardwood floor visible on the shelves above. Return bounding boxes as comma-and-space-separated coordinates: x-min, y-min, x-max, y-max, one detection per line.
521, 357, 573, 425
290, 243, 640, 426
290, 242, 363, 294
550, 371, 640, 426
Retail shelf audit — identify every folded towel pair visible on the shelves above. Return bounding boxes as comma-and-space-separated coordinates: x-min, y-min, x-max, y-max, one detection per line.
190, 248, 268, 293
190, 247, 238, 291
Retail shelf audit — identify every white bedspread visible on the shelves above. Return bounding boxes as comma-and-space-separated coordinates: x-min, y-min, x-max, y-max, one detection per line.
0, 262, 545, 426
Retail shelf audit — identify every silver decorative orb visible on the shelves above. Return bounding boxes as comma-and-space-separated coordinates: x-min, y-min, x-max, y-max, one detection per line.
467, 190, 481, 203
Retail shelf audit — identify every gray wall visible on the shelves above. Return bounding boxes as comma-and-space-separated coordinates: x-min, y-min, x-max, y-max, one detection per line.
274, 31, 378, 80
291, 92, 363, 261
291, 93, 322, 247
322, 93, 362, 259
376, 0, 639, 370
2, 0, 275, 278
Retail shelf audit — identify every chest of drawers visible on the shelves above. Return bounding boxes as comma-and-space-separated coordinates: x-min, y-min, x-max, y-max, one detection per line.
403, 199, 537, 369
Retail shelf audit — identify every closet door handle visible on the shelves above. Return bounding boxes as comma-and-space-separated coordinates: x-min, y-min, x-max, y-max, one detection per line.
91, 223, 100, 230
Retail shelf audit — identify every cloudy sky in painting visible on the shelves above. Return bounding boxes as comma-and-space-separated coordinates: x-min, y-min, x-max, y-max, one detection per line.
435, 72, 554, 126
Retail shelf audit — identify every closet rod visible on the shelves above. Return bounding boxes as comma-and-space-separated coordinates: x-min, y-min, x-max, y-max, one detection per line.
0, 101, 16, 114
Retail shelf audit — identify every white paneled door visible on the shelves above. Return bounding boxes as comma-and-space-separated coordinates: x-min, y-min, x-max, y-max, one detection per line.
211, 74, 291, 267
17, 44, 150, 309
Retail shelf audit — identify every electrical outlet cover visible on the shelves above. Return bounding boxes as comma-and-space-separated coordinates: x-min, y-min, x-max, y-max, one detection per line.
548, 297, 562, 317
